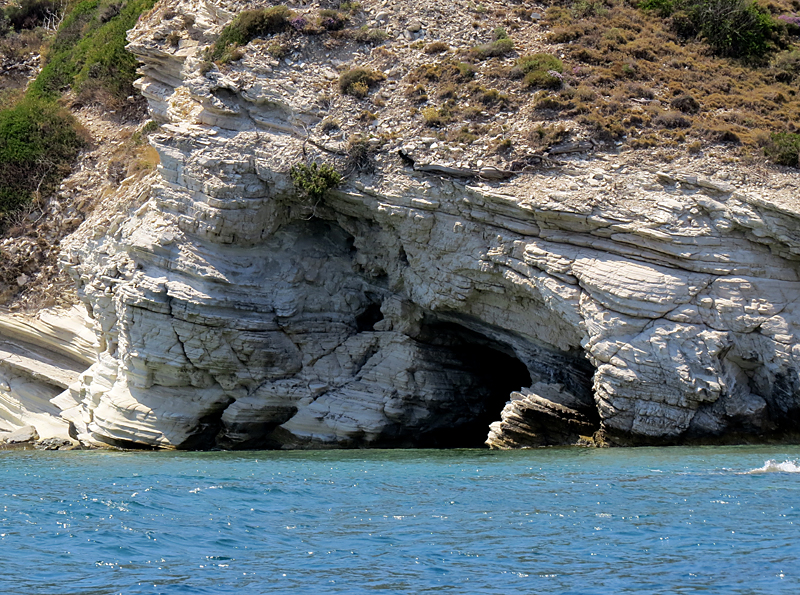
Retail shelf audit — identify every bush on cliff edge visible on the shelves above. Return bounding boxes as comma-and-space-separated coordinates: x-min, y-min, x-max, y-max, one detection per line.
29, 0, 158, 107
763, 132, 800, 166
290, 162, 342, 201
0, 0, 156, 217
210, 6, 292, 62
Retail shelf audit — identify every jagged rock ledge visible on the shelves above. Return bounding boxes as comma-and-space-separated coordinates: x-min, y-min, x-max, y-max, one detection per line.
0, 306, 94, 446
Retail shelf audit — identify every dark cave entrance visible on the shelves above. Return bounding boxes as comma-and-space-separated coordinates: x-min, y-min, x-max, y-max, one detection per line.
415, 322, 532, 448
356, 302, 384, 331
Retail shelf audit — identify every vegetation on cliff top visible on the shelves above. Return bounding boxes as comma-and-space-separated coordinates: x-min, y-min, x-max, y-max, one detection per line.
29, 0, 158, 106
0, 0, 155, 216
210, 5, 293, 62
200, 0, 799, 167
0, 96, 85, 214
394, 0, 800, 166
538, 0, 800, 163
639, 0, 784, 60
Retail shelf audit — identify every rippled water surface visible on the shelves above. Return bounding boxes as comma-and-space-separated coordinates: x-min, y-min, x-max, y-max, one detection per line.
2, 446, 800, 594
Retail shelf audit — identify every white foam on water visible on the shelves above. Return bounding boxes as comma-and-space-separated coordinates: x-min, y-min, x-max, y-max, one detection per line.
745, 459, 800, 474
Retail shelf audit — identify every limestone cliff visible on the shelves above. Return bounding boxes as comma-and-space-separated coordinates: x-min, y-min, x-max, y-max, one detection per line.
21, 0, 800, 449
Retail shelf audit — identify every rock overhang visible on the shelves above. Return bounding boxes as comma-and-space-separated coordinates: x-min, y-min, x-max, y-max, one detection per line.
51, 0, 800, 449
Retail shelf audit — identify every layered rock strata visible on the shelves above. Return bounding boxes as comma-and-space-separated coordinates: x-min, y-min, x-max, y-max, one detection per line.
486, 382, 599, 448
0, 307, 95, 442
51, 0, 800, 449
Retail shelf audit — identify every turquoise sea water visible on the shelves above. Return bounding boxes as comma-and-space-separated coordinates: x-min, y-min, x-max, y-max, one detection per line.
1, 446, 799, 594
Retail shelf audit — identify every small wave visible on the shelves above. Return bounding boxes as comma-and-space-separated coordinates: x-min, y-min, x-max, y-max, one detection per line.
745, 459, 800, 474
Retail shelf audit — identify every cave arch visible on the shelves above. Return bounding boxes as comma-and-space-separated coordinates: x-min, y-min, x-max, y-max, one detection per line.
414, 321, 533, 448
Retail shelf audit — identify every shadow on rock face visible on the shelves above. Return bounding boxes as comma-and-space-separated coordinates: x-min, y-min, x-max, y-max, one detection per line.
409, 321, 533, 448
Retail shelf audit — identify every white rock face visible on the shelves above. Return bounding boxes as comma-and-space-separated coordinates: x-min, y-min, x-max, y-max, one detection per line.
53, 1, 800, 449
4, 425, 39, 444
0, 306, 95, 440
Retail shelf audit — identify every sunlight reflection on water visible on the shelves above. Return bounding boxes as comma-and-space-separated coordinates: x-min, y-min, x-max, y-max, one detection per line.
1, 445, 799, 594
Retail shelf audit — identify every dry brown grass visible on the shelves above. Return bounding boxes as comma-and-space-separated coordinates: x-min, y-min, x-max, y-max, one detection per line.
532, 0, 800, 154
391, 0, 798, 163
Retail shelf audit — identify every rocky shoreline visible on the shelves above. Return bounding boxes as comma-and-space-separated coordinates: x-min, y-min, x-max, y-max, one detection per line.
0, 425, 80, 450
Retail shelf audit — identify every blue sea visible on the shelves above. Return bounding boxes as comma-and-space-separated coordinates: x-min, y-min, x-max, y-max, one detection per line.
1, 446, 799, 594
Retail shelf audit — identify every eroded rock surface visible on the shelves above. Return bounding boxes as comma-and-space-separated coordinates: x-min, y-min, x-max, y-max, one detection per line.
0, 306, 95, 441
53, 0, 800, 449
4, 425, 39, 444
486, 382, 598, 448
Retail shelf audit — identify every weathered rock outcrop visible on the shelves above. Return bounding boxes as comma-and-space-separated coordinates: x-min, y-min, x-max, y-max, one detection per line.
49, 0, 800, 449
486, 382, 598, 448
0, 306, 95, 441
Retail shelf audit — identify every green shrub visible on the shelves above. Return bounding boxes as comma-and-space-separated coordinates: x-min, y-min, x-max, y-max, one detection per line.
421, 105, 452, 127
469, 84, 510, 106
572, 0, 609, 17
290, 162, 342, 200
448, 125, 479, 144
348, 25, 389, 44
764, 132, 800, 166
493, 27, 509, 40
411, 61, 475, 83
473, 37, 515, 58
131, 120, 160, 145
0, 0, 155, 215
211, 6, 292, 61
640, 0, 781, 61
517, 53, 563, 73
338, 68, 386, 97
517, 53, 564, 88
457, 62, 476, 78
0, 97, 85, 214
639, 0, 680, 17
30, 0, 158, 105
691, 0, 779, 60
46, 0, 97, 55
524, 69, 564, 88
339, 1, 362, 14
267, 43, 287, 59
